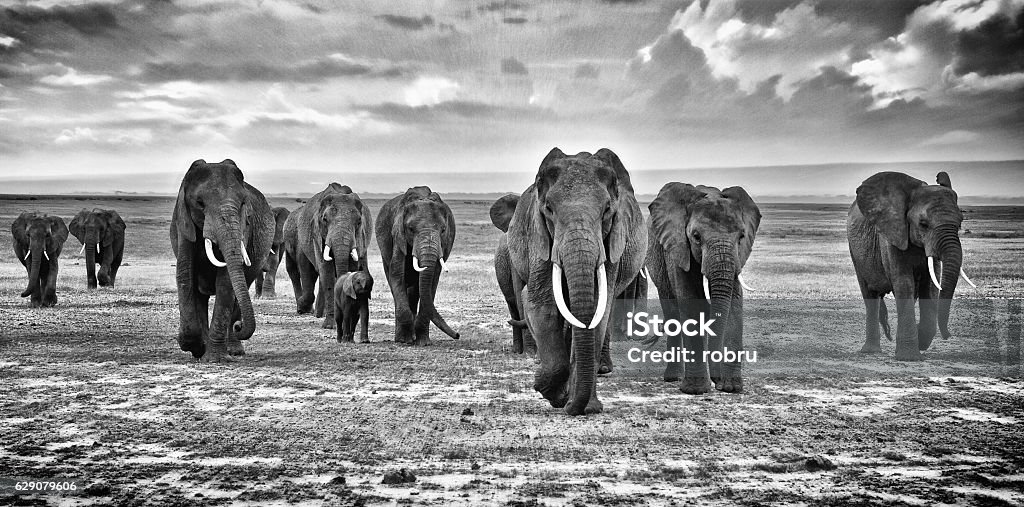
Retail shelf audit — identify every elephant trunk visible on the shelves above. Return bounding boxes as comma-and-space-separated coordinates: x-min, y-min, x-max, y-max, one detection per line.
416, 234, 460, 339
21, 238, 43, 298
704, 241, 736, 346
85, 232, 98, 289
217, 206, 257, 340
934, 225, 962, 339
561, 234, 601, 416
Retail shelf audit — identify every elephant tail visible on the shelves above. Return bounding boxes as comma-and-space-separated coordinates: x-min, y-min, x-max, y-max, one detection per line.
878, 296, 892, 341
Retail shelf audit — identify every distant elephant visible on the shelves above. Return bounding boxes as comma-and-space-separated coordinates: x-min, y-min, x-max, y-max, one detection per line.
282, 203, 304, 307
490, 194, 536, 354
169, 159, 275, 362
646, 182, 761, 394
289, 184, 373, 329
69, 208, 126, 289
11, 212, 68, 307
505, 148, 647, 416
375, 186, 460, 345
334, 270, 373, 343
255, 206, 290, 299
848, 171, 975, 361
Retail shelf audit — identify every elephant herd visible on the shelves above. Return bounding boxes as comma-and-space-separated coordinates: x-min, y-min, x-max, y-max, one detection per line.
9, 151, 978, 416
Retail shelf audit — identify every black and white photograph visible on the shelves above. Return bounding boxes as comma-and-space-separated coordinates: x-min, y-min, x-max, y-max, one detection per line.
1, 0, 1022, 505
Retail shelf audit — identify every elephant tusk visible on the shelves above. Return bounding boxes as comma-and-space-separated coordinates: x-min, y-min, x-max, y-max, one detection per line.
927, 256, 942, 290
350, 248, 359, 262
240, 241, 252, 267
639, 267, 649, 279
588, 263, 608, 330
440, 257, 447, 270
205, 238, 227, 267
702, 275, 711, 302
43, 251, 50, 261
738, 274, 755, 292
959, 267, 977, 289
79, 243, 85, 255
270, 249, 276, 256
23, 251, 30, 261
323, 244, 333, 262
552, 263, 587, 329
412, 255, 427, 272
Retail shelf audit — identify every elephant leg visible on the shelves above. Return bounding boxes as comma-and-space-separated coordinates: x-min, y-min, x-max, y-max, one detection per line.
388, 262, 415, 344
296, 254, 317, 314
204, 273, 235, 363
315, 280, 326, 318
512, 275, 537, 355
226, 303, 245, 356
527, 291, 571, 408
599, 325, 613, 375
42, 261, 58, 307
893, 278, 922, 361
108, 248, 123, 287
680, 297, 714, 395
858, 277, 884, 353
263, 265, 277, 299
285, 252, 304, 309
359, 302, 370, 343
917, 274, 937, 351
506, 295, 524, 354
409, 276, 430, 345
320, 263, 337, 329
255, 272, 265, 299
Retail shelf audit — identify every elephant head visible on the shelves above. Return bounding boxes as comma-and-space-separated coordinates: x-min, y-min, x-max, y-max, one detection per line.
316, 189, 368, 275
649, 182, 761, 342
258, 206, 290, 297
173, 159, 260, 340
70, 208, 125, 289
532, 148, 637, 415
12, 212, 68, 299
393, 186, 459, 339
856, 171, 970, 338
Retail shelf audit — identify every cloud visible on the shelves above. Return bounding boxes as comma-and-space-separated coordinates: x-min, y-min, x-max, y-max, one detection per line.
1, 3, 119, 36
39, 64, 113, 87
501, 57, 529, 75
573, 63, 600, 79
478, 1, 527, 13
0, 34, 17, 48
54, 127, 152, 147
503, 16, 528, 24
952, 8, 1024, 77
376, 14, 434, 30
403, 76, 459, 107
139, 54, 407, 83
918, 129, 982, 146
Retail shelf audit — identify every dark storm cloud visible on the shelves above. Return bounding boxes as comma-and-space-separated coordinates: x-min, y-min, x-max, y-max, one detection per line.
501, 57, 529, 75
952, 7, 1024, 77
573, 63, 600, 79
140, 57, 408, 83
1, 3, 119, 36
376, 14, 435, 30
732, 0, 930, 37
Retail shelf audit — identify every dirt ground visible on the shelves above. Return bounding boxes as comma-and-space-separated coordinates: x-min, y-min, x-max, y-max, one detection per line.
0, 195, 1022, 506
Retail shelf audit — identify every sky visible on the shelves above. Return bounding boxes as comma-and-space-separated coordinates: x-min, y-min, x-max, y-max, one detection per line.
0, 0, 1022, 191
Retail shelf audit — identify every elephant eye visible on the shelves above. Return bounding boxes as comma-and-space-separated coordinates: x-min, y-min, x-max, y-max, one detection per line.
692, 231, 701, 243
738, 232, 745, 241
919, 220, 929, 229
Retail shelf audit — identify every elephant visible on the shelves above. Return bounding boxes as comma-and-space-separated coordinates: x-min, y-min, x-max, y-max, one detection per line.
11, 212, 68, 307
282, 203, 304, 306
645, 182, 761, 394
289, 184, 373, 329
375, 186, 460, 345
69, 208, 126, 289
334, 270, 373, 343
490, 194, 536, 354
169, 159, 275, 362
255, 206, 290, 299
847, 171, 976, 361
505, 148, 647, 416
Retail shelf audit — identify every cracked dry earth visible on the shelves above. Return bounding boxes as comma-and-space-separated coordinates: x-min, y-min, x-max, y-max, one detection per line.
0, 198, 1022, 506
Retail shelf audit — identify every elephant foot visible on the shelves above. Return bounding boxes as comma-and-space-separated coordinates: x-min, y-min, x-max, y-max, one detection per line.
715, 376, 744, 393
263, 291, 276, 299
598, 362, 613, 375
296, 305, 312, 315
894, 348, 923, 362
679, 376, 713, 395
413, 336, 432, 346
322, 318, 336, 330
227, 340, 245, 356
512, 337, 524, 354
202, 351, 236, 363
178, 334, 206, 359
565, 397, 603, 416
859, 342, 883, 354
337, 334, 354, 343
664, 363, 683, 382
917, 331, 935, 351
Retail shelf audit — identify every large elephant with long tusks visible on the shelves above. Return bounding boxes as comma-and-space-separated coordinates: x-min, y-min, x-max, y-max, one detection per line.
848, 171, 976, 361
289, 184, 372, 330
69, 208, 125, 289
645, 182, 761, 394
506, 148, 647, 416
12, 212, 68, 307
170, 159, 275, 362
375, 186, 460, 345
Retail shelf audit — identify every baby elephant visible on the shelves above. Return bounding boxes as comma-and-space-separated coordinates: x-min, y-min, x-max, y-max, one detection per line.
334, 270, 373, 343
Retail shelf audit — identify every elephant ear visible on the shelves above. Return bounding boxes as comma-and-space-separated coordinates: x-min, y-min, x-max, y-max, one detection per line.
489, 194, 519, 233
531, 148, 565, 262
594, 148, 634, 194
107, 210, 126, 244
12, 213, 30, 244
48, 216, 68, 246
341, 274, 357, 300
272, 207, 289, 244
936, 171, 952, 188
69, 210, 87, 243
594, 148, 633, 264
438, 196, 457, 261
722, 186, 761, 267
855, 172, 925, 250
649, 182, 704, 273
174, 160, 205, 243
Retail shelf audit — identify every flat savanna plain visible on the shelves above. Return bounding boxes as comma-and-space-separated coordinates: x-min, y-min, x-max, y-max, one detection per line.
0, 195, 1022, 506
